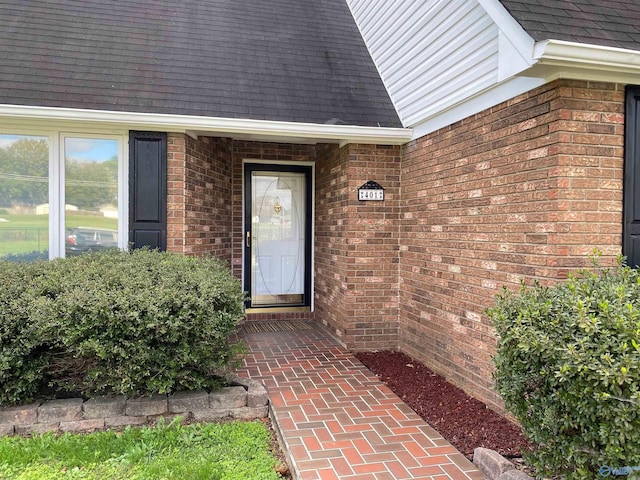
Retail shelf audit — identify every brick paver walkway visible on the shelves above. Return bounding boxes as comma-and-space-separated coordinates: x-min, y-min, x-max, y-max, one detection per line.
237, 322, 485, 480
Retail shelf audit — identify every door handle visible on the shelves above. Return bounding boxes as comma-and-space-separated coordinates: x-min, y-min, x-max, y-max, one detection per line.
246, 231, 250, 248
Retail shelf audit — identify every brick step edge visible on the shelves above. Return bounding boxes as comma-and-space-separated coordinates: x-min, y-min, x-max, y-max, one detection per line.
0, 375, 268, 436
473, 447, 534, 480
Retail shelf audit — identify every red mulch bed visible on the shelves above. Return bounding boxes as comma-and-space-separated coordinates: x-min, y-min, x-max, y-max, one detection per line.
355, 350, 531, 459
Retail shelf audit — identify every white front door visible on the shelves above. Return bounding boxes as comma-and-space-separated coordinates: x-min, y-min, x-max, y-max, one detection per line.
244, 164, 312, 309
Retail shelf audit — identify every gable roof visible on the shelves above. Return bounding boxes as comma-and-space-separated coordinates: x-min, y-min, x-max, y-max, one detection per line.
0, 0, 401, 128
499, 0, 640, 51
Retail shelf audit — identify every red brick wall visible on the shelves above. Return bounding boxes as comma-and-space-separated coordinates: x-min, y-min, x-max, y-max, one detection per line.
315, 143, 402, 349
398, 80, 624, 410
166, 134, 233, 263
165, 79, 625, 411
314, 145, 350, 340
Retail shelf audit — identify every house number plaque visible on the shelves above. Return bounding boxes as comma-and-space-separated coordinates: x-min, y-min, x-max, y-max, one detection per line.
358, 180, 384, 201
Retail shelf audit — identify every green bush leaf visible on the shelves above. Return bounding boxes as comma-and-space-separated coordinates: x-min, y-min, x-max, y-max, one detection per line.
488, 259, 640, 479
0, 249, 245, 404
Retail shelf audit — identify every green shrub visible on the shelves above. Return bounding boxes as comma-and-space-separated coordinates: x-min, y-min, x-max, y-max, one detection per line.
0, 259, 61, 404
0, 250, 245, 404
488, 259, 640, 479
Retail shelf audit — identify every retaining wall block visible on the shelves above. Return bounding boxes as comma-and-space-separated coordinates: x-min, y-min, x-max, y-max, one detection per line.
60, 419, 105, 433
0, 376, 268, 437
474, 448, 515, 479
105, 415, 147, 428
247, 384, 269, 407
191, 408, 231, 422
230, 406, 268, 420
15, 422, 59, 436
168, 390, 209, 413
210, 386, 246, 408
83, 396, 126, 419
0, 403, 40, 425
499, 470, 534, 480
38, 398, 83, 423
125, 395, 168, 416
232, 375, 269, 407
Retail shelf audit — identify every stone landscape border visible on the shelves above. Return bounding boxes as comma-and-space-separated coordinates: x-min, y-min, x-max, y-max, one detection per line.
0, 376, 268, 437
0, 375, 538, 480
474, 447, 534, 480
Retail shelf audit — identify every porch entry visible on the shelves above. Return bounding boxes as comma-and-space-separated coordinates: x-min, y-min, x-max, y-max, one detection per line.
243, 163, 312, 310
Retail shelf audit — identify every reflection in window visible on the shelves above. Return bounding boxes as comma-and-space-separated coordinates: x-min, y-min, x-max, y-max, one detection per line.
64, 138, 119, 257
0, 134, 49, 261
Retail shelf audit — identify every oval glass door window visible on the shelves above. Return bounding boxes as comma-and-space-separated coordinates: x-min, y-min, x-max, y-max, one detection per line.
250, 171, 306, 306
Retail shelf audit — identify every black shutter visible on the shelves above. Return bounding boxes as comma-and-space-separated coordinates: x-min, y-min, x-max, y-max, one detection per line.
624, 86, 640, 267
129, 131, 167, 251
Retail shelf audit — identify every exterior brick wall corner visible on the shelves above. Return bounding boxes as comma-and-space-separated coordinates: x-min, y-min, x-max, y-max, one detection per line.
315, 143, 402, 350
398, 79, 624, 411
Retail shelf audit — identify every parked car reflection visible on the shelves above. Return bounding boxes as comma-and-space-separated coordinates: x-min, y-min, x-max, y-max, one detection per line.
65, 227, 118, 256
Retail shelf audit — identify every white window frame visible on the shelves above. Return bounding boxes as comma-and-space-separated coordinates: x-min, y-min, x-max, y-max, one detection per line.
0, 123, 127, 259
57, 133, 128, 258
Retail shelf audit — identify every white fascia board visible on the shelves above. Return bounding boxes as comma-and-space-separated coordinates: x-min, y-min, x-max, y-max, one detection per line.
0, 104, 413, 146
411, 75, 547, 139
409, 38, 640, 140
478, 0, 640, 77
533, 40, 640, 75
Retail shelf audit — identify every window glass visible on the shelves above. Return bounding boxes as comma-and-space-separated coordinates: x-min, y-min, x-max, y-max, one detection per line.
64, 138, 119, 257
0, 134, 49, 261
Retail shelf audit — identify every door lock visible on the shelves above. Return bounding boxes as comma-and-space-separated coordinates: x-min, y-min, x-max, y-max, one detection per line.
246, 231, 250, 248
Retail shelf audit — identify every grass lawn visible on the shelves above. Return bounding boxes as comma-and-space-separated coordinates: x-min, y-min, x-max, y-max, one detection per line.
0, 419, 286, 480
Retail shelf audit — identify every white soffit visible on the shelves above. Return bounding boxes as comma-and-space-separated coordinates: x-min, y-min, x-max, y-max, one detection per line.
0, 104, 413, 146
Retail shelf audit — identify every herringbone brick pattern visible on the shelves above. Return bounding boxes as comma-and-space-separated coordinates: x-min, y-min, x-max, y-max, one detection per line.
237, 323, 485, 480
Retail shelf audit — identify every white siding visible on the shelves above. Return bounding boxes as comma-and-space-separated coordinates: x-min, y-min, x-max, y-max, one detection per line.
347, 0, 500, 128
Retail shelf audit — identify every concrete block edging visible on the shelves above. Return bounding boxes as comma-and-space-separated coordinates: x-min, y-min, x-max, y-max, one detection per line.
0, 376, 269, 436
473, 447, 534, 480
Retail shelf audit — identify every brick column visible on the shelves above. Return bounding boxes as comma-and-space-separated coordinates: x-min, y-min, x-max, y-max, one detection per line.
315, 143, 402, 350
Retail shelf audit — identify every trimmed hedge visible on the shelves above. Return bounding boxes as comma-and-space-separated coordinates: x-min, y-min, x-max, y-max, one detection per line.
0, 260, 56, 405
0, 250, 245, 405
488, 260, 640, 479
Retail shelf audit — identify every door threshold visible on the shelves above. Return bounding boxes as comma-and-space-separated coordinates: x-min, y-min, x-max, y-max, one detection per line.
245, 306, 311, 314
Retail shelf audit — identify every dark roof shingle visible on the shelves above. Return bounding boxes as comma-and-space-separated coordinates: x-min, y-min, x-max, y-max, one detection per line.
0, 0, 401, 127
499, 0, 640, 51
